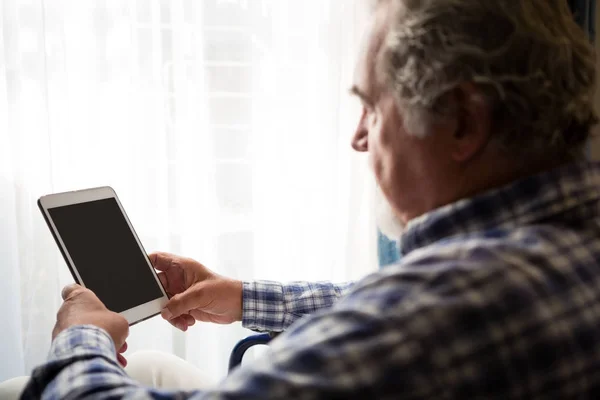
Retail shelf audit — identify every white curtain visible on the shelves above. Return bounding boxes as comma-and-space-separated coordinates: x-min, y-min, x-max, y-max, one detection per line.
0, 0, 376, 383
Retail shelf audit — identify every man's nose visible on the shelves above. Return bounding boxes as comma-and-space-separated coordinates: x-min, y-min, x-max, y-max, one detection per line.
352, 126, 368, 152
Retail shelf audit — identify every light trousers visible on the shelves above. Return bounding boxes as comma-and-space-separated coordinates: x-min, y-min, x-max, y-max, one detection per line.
0, 350, 215, 400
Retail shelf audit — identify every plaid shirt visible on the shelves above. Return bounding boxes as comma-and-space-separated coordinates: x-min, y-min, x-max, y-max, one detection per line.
22, 161, 600, 399
241, 280, 354, 332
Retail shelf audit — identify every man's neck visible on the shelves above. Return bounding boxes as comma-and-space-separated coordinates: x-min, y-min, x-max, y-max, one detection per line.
461, 152, 575, 204
402, 152, 577, 226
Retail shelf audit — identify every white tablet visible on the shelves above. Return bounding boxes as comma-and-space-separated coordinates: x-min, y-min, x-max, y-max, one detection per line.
38, 186, 168, 325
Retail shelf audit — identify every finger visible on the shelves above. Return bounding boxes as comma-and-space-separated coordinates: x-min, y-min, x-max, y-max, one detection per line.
189, 309, 230, 324
157, 272, 169, 293
182, 313, 195, 327
119, 341, 128, 353
117, 353, 128, 368
61, 284, 83, 300
148, 252, 178, 272
189, 309, 215, 323
164, 314, 195, 331
163, 287, 203, 320
111, 317, 130, 353
167, 315, 189, 332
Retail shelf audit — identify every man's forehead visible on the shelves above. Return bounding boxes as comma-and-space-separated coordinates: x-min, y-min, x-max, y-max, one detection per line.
352, 1, 394, 101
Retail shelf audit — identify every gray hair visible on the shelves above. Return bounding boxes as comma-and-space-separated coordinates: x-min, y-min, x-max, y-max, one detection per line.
377, 0, 597, 159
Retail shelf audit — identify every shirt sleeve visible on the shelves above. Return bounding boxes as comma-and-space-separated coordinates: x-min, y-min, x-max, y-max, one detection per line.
241, 280, 355, 332
22, 270, 441, 400
20, 325, 172, 400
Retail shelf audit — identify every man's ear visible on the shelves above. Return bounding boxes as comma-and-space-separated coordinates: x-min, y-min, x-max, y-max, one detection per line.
450, 83, 492, 162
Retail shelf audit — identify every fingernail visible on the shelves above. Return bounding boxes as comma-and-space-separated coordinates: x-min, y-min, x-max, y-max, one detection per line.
161, 308, 173, 320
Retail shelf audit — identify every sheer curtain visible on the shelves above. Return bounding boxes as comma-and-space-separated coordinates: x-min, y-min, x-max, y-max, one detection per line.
0, 0, 376, 382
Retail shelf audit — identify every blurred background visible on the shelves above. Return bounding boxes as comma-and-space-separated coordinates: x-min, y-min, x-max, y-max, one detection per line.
0, 0, 377, 382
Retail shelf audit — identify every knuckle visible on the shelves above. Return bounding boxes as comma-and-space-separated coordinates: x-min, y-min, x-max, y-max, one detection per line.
110, 311, 129, 328
155, 252, 166, 263
68, 286, 87, 298
170, 294, 182, 307
118, 315, 129, 333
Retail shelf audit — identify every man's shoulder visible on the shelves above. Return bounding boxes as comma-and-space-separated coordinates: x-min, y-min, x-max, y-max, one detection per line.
332, 225, 600, 398
344, 224, 597, 320
399, 223, 584, 277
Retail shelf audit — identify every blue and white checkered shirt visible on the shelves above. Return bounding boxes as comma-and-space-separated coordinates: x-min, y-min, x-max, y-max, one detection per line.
22, 161, 600, 399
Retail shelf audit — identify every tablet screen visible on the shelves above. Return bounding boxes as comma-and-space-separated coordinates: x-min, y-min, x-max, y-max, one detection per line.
48, 198, 164, 313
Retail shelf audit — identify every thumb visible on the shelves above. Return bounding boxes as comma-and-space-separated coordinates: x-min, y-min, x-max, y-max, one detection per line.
149, 251, 178, 272
161, 285, 203, 320
61, 283, 83, 300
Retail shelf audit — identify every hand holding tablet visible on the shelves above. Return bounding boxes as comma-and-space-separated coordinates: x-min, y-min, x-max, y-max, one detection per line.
149, 252, 243, 331
38, 186, 169, 325
53, 283, 130, 366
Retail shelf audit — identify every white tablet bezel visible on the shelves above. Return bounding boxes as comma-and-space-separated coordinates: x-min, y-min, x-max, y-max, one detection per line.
38, 186, 169, 325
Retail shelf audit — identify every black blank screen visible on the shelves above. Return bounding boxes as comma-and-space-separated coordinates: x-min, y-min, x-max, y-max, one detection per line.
48, 198, 163, 313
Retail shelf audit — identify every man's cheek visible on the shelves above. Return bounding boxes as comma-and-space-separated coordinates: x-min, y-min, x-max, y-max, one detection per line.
370, 148, 390, 185
367, 144, 381, 172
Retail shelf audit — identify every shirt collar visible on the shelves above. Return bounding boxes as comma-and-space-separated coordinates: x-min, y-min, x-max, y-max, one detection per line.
400, 161, 600, 255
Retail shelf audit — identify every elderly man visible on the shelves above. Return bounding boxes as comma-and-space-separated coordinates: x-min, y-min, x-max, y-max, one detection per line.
10, 0, 600, 398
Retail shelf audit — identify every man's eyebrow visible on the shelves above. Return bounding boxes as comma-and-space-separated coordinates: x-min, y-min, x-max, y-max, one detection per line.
349, 85, 374, 105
